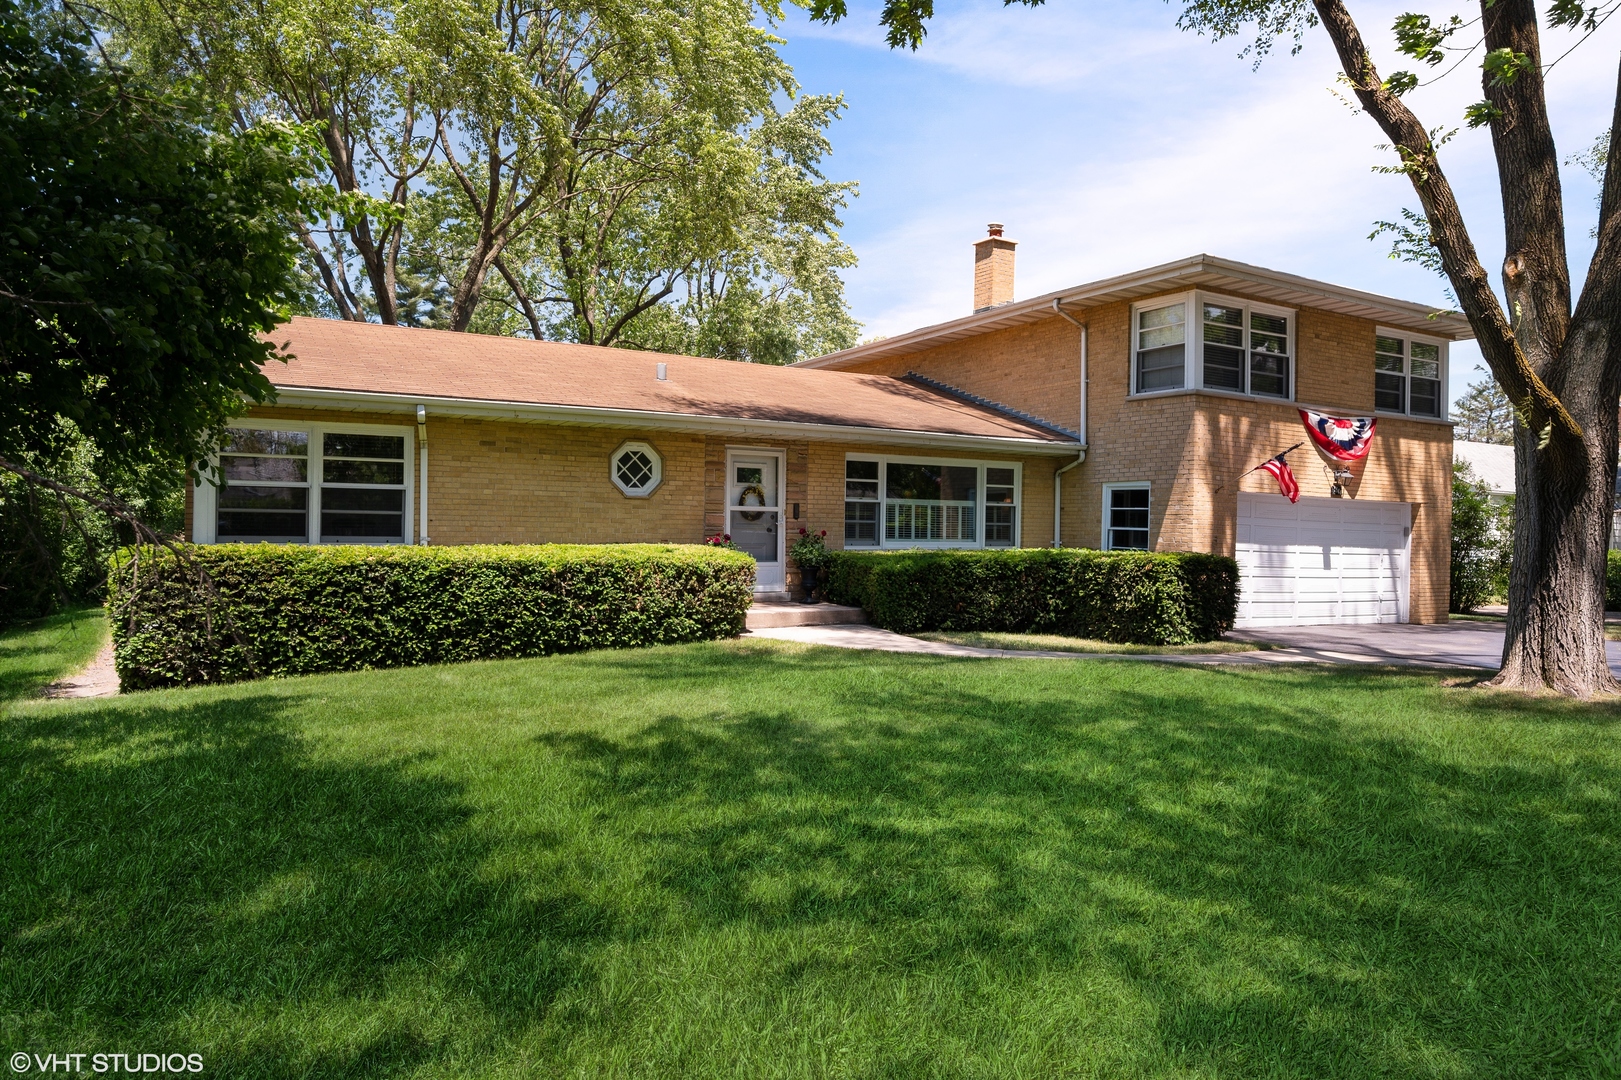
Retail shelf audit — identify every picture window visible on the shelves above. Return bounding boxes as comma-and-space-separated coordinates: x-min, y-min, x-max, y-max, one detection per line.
844, 456, 1019, 549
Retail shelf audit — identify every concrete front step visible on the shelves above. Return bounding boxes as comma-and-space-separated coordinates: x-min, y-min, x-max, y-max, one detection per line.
746, 602, 867, 629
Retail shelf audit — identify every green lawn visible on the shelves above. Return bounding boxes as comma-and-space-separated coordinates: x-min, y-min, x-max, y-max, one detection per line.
3, 634, 1620, 1078
0, 606, 107, 703
912, 630, 1264, 654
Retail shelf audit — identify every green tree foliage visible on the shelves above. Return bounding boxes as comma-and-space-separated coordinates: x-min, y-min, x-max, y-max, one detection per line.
108, 0, 432, 325
0, 0, 308, 620
1453, 374, 1514, 444
0, 432, 184, 622
111, 0, 860, 362
456, 88, 859, 361
1451, 460, 1512, 613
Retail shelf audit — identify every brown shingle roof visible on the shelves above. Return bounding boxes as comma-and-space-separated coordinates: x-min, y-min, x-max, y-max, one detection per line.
262, 317, 1072, 446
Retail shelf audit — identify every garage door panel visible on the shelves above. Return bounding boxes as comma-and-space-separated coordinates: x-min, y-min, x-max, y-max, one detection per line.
1234, 493, 1410, 628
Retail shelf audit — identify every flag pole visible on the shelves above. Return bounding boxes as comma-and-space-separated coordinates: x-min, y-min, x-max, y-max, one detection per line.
1214, 441, 1305, 495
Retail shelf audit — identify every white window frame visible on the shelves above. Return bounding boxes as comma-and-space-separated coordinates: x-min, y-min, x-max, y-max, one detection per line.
1131, 292, 1194, 396
1374, 327, 1449, 420
610, 440, 663, 498
192, 420, 415, 545
1129, 291, 1297, 404
843, 453, 1023, 550
1102, 482, 1152, 551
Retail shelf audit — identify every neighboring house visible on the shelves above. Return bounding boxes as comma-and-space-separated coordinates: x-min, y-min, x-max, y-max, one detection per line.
1456, 438, 1621, 550
1454, 441, 1515, 503
186, 230, 1471, 623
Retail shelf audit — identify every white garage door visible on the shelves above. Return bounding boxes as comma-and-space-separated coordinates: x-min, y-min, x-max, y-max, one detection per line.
1235, 493, 1410, 627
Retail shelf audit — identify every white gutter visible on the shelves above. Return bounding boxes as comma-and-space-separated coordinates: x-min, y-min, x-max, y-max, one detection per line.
416, 404, 429, 545
267, 385, 1085, 457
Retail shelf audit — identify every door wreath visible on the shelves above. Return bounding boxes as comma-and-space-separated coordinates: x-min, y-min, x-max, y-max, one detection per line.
737, 483, 768, 521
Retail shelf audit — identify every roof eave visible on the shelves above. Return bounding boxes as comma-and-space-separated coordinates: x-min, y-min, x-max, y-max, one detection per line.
797, 254, 1474, 369
264, 385, 1084, 456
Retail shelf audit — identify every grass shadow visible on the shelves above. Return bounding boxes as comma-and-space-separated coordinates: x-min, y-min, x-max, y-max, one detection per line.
0, 690, 611, 1077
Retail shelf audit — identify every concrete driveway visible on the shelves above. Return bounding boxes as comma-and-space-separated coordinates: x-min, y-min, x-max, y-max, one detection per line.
1231, 619, 1621, 675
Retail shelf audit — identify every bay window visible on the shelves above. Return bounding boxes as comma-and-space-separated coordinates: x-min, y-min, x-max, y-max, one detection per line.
1375, 332, 1446, 418
198, 422, 413, 545
1133, 292, 1293, 402
843, 456, 1020, 549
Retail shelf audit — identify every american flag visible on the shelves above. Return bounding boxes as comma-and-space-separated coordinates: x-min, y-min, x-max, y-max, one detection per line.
1259, 454, 1300, 503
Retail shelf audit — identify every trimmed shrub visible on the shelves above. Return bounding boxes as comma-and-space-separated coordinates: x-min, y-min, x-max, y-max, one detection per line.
1608, 550, 1621, 613
1451, 461, 1512, 612
109, 543, 756, 689
822, 548, 1239, 645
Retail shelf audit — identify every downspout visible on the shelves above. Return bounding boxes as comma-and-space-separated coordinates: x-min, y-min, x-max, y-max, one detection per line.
416, 404, 429, 545
1051, 299, 1089, 547
1051, 298, 1088, 444
1053, 451, 1084, 547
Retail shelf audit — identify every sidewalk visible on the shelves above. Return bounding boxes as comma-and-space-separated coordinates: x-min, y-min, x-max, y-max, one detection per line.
750, 619, 1621, 674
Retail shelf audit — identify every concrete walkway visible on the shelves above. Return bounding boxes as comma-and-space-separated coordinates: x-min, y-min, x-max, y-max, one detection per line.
750, 619, 1621, 674
40, 642, 121, 698
749, 625, 1297, 665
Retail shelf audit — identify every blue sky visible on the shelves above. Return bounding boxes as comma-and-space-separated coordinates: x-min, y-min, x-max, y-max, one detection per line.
770, 0, 1616, 407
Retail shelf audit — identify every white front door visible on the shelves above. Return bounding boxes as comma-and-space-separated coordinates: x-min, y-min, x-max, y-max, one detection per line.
1234, 493, 1411, 627
727, 451, 785, 594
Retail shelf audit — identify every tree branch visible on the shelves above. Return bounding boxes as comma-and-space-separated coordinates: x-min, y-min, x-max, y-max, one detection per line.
1310, 0, 1581, 442
494, 256, 545, 338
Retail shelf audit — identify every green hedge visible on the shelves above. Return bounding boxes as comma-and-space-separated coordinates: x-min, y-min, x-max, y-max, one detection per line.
822, 548, 1239, 644
108, 543, 756, 689
1608, 551, 1621, 612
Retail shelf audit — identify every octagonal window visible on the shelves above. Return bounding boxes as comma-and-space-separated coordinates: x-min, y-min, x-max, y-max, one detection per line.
611, 441, 662, 497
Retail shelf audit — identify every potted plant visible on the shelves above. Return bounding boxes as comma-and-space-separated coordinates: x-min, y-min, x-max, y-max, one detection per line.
704, 533, 738, 550
788, 528, 831, 603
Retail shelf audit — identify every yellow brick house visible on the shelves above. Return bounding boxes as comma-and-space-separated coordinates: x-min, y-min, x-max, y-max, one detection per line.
795, 231, 1471, 625
187, 232, 1469, 624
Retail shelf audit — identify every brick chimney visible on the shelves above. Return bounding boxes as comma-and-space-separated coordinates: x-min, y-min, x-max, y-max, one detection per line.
973, 223, 1016, 312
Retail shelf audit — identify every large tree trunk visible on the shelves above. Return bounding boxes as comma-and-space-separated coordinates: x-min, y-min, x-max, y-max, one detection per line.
1497, 365, 1619, 694
1310, 0, 1621, 694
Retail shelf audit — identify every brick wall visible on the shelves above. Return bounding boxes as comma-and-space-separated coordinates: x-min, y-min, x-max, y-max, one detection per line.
826, 290, 1455, 622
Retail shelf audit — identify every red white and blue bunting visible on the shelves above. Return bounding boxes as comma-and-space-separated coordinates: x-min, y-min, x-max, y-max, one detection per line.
1300, 409, 1376, 460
